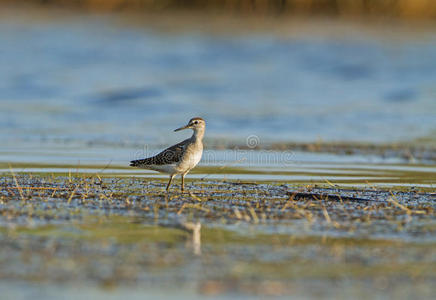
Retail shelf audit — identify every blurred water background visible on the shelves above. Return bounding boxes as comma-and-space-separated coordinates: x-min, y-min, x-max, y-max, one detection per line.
1, 6, 436, 150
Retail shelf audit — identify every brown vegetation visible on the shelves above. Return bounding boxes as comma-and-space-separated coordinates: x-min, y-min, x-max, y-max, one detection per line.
3, 0, 436, 19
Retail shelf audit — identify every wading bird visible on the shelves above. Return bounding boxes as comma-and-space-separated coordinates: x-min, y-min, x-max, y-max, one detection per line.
130, 117, 205, 192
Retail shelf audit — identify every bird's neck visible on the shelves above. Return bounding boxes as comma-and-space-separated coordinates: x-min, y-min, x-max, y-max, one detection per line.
192, 128, 205, 143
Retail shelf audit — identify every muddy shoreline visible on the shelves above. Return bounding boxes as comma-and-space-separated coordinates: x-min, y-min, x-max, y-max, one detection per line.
1, 173, 435, 297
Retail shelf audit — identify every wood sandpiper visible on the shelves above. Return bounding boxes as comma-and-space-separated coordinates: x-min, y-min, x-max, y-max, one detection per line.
130, 117, 205, 192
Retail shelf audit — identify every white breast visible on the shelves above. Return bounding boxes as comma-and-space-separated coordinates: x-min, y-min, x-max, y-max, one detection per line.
176, 146, 203, 174
189, 149, 203, 169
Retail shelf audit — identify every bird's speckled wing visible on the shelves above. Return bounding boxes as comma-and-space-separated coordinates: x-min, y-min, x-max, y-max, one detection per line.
130, 139, 188, 167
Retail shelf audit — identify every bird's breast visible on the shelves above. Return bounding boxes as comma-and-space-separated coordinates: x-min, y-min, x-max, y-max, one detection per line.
177, 145, 203, 172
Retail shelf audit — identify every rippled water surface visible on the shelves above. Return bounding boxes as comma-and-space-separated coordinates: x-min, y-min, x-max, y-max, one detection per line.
1, 13, 436, 186
1, 13, 436, 149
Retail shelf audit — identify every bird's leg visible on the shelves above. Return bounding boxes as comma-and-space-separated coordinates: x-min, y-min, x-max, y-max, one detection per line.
166, 175, 174, 192
181, 173, 186, 192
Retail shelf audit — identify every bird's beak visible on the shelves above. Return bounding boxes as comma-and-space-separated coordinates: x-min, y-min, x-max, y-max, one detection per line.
174, 124, 190, 132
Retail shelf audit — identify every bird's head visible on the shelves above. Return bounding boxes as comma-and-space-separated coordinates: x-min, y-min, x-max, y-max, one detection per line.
174, 117, 206, 132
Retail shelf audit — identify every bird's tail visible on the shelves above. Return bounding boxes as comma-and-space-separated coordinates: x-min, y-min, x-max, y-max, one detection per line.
130, 159, 148, 167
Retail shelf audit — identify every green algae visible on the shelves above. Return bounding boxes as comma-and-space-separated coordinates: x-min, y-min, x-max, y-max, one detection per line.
13, 214, 435, 248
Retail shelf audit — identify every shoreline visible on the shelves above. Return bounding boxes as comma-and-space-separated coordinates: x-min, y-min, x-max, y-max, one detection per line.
0, 173, 435, 298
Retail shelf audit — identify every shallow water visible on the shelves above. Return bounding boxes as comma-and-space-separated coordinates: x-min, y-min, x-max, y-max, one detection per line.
1, 13, 436, 150
2, 143, 435, 189
1, 11, 435, 189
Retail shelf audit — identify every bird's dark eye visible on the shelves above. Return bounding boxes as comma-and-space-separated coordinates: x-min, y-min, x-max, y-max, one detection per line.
194, 121, 198, 124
